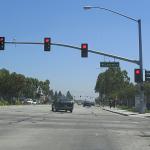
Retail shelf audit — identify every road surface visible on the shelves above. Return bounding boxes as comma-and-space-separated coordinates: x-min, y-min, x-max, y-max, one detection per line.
0, 105, 150, 150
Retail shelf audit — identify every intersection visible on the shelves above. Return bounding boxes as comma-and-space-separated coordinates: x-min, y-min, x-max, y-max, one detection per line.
0, 105, 149, 150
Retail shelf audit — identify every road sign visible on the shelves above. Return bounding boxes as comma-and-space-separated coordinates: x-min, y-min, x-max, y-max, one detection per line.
145, 70, 150, 82
100, 62, 119, 67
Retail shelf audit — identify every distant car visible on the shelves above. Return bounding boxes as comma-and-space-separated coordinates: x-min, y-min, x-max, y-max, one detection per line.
90, 102, 95, 106
52, 98, 74, 113
24, 98, 37, 105
32, 101, 37, 105
26, 100, 33, 104
83, 101, 94, 107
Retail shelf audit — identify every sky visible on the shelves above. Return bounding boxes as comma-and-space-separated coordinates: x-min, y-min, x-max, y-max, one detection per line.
0, 0, 150, 100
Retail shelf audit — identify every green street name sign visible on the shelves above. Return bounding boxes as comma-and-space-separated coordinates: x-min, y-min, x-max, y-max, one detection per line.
100, 62, 120, 67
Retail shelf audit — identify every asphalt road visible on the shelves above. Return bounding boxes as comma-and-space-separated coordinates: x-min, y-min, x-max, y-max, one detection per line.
0, 105, 150, 150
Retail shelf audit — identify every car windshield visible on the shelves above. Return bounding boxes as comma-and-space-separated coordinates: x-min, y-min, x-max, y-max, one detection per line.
0, 1, 150, 150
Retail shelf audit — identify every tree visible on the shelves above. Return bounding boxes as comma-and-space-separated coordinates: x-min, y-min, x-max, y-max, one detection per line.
40, 80, 50, 96
66, 91, 73, 100
23, 77, 38, 99
53, 91, 58, 101
95, 67, 132, 105
0, 68, 52, 104
58, 91, 62, 98
0, 69, 26, 104
0, 69, 10, 100
117, 83, 136, 107
9, 72, 26, 99
49, 90, 54, 97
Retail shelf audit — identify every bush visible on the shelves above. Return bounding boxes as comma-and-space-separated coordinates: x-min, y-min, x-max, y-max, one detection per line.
15, 99, 22, 105
117, 105, 136, 112
146, 103, 150, 110
0, 100, 9, 106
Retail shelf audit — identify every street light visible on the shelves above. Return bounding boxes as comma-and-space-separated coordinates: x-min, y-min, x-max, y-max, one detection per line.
83, 6, 145, 113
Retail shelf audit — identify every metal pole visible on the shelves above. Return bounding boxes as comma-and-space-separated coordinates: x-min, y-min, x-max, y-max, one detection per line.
138, 20, 143, 81
5, 41, 139, 65
138, 19, 145, 113
83, 6, 145, 113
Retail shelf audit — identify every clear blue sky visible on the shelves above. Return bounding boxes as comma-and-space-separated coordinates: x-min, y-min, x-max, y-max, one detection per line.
0, 0, 150, 100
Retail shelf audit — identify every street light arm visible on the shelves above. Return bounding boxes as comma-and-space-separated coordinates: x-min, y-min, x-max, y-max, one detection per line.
83, 6, 138, 22
98, 7, 138, 22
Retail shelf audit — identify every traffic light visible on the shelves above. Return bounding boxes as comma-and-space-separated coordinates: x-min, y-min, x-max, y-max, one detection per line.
81, 43, 88, 57
44, 37, 51, 51
134, 69, 142, 83
145, 70, 150, 82
0, 37, 5, 50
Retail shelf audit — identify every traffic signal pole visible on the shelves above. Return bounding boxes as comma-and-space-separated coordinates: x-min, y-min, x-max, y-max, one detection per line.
138, 19, 145, 113
83, 6, 145, 113
138, 20, 143, 78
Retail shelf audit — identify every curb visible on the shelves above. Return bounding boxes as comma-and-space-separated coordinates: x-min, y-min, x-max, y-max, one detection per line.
102, 108, 129, 116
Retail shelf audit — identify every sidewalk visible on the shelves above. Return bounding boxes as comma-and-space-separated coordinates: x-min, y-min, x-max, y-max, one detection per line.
102, 106, 150, 118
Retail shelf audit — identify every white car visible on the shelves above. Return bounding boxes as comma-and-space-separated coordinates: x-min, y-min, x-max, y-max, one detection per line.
26, 100, 33, 104
32, 101, 37, 105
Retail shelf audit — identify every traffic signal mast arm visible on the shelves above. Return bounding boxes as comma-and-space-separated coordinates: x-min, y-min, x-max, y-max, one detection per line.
5, 40, 139, 65
52, 43, 139, 65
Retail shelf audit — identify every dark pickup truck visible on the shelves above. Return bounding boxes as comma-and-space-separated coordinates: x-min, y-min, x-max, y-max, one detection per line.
52, 98, 74, 113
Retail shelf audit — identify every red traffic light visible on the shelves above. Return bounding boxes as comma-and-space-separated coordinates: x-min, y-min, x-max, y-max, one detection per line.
134, 69, 142, 83
81, 43, 88, 57
0, 37, 4, 43
44, 38, 50, 43
0, 37, 5, 50
0, 37, 4, 41
135, 69, 141, 75
81, 44, 88, 49
44, 37, 51, 51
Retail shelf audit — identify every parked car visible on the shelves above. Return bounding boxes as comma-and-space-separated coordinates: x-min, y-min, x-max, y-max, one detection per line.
52, 98, 74, 113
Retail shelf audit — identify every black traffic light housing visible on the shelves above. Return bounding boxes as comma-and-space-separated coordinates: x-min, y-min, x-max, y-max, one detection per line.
81, 43, 88, 57
0, 37, 5, 50
44, 37, 51, 51
145, 70, 150, 82
134, 69, 142, 83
